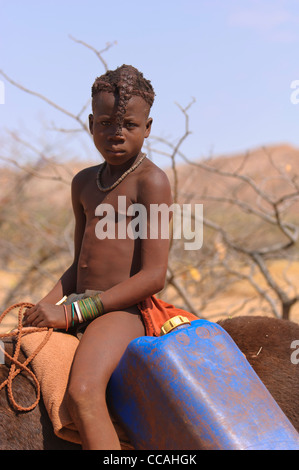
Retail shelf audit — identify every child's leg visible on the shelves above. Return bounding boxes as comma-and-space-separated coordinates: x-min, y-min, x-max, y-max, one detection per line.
66, 307, 145, 450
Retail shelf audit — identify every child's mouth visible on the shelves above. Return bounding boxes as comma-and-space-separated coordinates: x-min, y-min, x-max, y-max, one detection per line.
107, 147, 126, 155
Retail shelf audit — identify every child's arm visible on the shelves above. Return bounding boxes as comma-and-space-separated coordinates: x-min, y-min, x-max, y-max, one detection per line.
36, 263, 77, 305
37, 174, 85, 304
23, 174, 85, 325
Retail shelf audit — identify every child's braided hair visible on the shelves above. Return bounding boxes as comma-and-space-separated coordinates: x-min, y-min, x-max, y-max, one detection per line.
91, 65, 155, 135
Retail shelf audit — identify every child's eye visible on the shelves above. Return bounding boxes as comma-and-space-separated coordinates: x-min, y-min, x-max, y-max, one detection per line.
126, 122, 137, 129
101, 121, 111, 126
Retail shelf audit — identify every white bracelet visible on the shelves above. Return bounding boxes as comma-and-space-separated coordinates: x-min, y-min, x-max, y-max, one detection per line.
55, 295, 67, 306
74, 301, 84, 323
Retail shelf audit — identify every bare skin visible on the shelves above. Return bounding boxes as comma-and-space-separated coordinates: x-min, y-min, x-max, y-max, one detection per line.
23, 92, 173, 449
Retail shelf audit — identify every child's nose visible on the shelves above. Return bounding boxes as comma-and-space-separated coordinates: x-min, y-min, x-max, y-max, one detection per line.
108, 127, 125, 141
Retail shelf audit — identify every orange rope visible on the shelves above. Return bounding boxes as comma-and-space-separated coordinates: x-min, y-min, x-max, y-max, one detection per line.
0, 302, 53, 412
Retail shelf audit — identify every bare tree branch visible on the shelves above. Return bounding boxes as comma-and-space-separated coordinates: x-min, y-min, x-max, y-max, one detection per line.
0, 69, 89, 133
69, 35, 117, 72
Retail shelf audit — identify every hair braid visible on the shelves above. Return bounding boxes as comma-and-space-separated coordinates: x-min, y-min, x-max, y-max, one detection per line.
91, 65, 155, 134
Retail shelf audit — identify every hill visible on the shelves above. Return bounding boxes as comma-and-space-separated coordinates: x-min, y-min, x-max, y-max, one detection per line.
170, 142, 299, 209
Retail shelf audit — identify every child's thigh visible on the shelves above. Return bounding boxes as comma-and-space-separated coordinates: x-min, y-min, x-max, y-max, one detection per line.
69, 307, 145, 391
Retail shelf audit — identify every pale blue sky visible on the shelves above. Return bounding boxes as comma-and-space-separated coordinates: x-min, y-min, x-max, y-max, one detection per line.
1, 0, 299, 167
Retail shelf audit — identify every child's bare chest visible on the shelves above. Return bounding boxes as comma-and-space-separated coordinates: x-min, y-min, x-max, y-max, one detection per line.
80, 176, 140, 235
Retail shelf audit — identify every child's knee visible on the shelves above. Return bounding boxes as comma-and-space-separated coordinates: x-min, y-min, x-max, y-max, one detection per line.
66, 377, 105, 415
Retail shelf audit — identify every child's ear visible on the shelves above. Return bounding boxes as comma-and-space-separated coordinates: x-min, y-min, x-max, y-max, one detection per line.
89, 114, 94, 135
145, 117, 153, 138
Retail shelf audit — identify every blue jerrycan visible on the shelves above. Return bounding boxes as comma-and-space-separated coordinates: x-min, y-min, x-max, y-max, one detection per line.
108, 316, 299, 450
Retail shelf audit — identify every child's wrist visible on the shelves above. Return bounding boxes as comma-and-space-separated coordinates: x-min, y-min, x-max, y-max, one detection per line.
63, 295, 105, 331
72, 295, 105, 323
62, 304, 73, 331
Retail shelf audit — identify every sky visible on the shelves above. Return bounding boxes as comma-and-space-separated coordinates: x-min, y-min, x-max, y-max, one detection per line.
1, 0, 299, 168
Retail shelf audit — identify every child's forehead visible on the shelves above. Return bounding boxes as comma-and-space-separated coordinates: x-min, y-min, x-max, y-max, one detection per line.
92, 91, 116, 112
92, 91, 149, 116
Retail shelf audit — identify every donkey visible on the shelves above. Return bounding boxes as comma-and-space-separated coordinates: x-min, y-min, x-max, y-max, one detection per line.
0, 315, 298, 449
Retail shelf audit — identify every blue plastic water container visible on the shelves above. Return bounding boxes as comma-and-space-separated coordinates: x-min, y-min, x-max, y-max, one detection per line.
108, 316, 299, 450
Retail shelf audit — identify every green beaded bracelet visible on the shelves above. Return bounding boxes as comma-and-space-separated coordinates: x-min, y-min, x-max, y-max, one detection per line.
75, 295, 105, 323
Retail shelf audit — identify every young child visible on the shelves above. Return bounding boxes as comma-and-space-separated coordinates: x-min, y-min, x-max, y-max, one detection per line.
23, 65, 174, 449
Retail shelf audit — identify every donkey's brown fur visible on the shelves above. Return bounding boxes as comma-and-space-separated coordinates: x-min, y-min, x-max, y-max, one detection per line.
218, 315, 299, 432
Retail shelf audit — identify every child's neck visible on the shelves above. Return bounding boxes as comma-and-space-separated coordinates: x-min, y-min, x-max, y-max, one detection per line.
104, 153, 142, 177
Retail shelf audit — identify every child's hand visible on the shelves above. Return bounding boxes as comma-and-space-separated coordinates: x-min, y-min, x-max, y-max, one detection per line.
23, 303, 67, 329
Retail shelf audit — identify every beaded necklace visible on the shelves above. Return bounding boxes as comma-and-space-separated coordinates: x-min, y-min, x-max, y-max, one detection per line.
96, 152, 146, 192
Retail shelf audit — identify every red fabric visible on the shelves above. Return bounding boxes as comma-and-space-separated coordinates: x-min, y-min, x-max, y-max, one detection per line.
137, 295, 198, 337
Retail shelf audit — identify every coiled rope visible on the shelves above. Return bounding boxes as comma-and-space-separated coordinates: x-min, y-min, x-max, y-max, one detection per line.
0, 302, 53, 412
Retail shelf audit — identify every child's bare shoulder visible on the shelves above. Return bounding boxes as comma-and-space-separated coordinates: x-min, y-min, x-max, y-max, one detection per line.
139, 157, 170, 184
71, 164, 101, 188
138, 158, 172, 203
